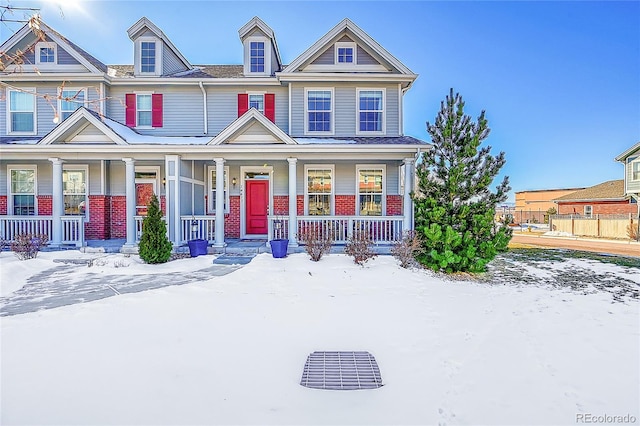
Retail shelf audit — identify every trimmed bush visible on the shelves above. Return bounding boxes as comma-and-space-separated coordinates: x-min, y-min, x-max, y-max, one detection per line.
299, 222, 333, 262
345, 231, 377, 266
391, 230, 424, 269
138, 194, 173, 264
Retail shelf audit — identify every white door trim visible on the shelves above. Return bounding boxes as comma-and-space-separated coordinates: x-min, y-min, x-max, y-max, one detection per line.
240, 165, 273, 239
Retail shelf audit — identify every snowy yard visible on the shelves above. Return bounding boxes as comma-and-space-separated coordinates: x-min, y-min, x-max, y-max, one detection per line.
1, 249, 638, 425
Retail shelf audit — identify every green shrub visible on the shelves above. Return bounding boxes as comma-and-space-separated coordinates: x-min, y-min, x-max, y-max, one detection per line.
138, 194, 173, 264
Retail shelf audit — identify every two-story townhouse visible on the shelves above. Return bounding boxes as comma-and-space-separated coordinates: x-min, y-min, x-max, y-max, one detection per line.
0, 16, 429, 251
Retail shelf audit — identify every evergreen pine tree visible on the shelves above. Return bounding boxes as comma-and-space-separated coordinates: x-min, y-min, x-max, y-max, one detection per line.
138, 194, 173, 264
414, 89, 512, 273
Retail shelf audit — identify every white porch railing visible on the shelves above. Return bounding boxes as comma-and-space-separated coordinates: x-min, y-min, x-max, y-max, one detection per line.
134, 215, 216, 245
0, 215, 84, 247
268, 215, 404, 244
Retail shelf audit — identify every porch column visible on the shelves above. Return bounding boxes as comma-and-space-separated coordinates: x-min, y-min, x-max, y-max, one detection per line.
122, 157, 136, 248
165, 155, 181, 246
213, 157, 225, 247
287, 157, 298, 246
49, 157, 64, 247
403, 158, 415, 232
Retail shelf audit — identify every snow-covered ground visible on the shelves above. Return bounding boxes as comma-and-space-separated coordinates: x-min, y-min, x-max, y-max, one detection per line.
1, 250, 638, 425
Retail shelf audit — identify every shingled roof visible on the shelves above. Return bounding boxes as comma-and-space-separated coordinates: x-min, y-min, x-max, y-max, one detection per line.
554, 180, 626, 202
108, 64, 245, 78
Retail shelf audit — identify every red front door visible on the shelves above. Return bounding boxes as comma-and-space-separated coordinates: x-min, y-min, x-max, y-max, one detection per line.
246, 180, 269, 235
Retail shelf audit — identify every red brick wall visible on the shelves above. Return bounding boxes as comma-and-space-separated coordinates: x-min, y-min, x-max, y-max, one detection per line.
37, 195, 52, 215
110, 196, 127, 238
0, 196, 6, 215
336, 195, 356, 215
160, 195, 166, 215
225, 196, 240, 238
297, 195, 304, 215
557, 201, 637, 215
273, 195, 289, 215
85, 195, 108, 240
387, 195, 403, 216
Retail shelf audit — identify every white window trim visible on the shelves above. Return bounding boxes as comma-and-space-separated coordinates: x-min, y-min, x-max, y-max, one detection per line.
356, 88, 386, 136
133, 91, 154, 129
584, 205, 593, 217
335, 41, 357, 65
7, 165, 38, 216
63, 164, 89, 221
58, 87, 87, 121
244, 36, 270, 76
35, 41, 57, 65
304, 87, 335, 136
6, 87, 37, 136
246, 91, 266, 114
304, 164, 335, 216
356, 164, 387, 216
631, 158, 640, 181
136, 37, 162, 76
207, 165, 230, 214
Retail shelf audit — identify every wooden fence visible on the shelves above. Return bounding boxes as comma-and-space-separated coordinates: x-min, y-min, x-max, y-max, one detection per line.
549, 214, 638, 240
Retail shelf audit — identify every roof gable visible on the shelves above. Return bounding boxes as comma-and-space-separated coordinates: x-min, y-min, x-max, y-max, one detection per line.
282, 18, 414, 75
39, 108, 128, 145
615, 141, 640, 162
553, 180, 626, 202
209, 109, 297, 145
0, 22, 106, 74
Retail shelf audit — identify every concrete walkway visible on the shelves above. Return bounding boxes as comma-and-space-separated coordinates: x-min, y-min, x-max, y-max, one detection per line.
0, 257, 250, 317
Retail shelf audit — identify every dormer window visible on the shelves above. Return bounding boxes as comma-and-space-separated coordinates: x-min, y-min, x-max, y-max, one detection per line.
141, 41, 156, 73
250, 41, 265, 73
35, 42, 57, 65
335, 42, 356, 64
249, 94, 264, 113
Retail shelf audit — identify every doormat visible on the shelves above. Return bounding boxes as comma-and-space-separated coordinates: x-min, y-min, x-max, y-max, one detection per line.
300, 351, 383, 390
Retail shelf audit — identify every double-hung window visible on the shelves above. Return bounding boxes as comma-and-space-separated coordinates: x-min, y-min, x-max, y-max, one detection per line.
357, 166, 385, 216
9, 166, 37, 215
305, 89, 333, 134
250, 41, 265, 73
141, 41, 156, 73
35, 42, 56, 65
8, 89, 36, 134
584, 205, 593, 217
249, 94, 264, 114
136, 94, 152, 127
357, 89, 385, 134
305, 166, 334, 215
63, 167, 88, 218
59, 88, 86, 121
335, 42, 356, 64
632, 160, 640, 181
208, 166, 230, 214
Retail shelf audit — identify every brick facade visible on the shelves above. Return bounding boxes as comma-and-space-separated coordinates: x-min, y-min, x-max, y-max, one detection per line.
37, 195, 52, 215
85, 195, 109, 240
109, 196, 127, 238
387, 195, 403, 216
225, 196, 241, 238
0, 196, 6, 215
335, 195, 356, 215
557, 201, 637, 215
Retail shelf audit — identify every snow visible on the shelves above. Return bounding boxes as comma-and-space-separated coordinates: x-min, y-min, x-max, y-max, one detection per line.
103, 116, 212, 145
295, 137, 357, 144
545, 230, 574, 237
1, 250, 638, 425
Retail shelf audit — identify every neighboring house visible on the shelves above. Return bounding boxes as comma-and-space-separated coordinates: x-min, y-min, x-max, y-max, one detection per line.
0, 16, 428, 250
553, 180, 637, 216
615, 141, 640, 203
515, 188, 584, 212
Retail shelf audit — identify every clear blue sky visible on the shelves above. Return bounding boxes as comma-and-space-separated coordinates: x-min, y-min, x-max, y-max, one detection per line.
2, 0, 639, 203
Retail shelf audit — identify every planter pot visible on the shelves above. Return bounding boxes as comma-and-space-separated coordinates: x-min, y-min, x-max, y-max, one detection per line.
269, 238, 289, 258
188, 239, 208, 257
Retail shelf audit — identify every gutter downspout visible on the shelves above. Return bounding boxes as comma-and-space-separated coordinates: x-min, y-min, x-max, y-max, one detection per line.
199, 81, 208, 134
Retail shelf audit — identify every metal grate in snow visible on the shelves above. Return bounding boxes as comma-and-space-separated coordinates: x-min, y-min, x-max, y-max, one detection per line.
300, 351, 383, 390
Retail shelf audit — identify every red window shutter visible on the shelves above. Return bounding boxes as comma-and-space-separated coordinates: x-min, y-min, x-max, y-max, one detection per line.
152, 94, 163, 127
238, 93, 248, 117
125, 93, 136, 127
265, 93, 275, 123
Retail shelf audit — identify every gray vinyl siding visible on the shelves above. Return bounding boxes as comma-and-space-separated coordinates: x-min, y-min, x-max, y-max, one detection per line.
0, 161, 104, 196
0, 87, 5, 136
207, 85, 289, 135
312, 46, 334, 65
627, 156, 640, 192
57, 46, 81, 65
162, 42, 187, 75
357, 46, 378, 65
108, 85, 205, 136
88, 161, 102, 194
2, 83, 101, 138
109, 161, 126, 196
290, 82, 400, 137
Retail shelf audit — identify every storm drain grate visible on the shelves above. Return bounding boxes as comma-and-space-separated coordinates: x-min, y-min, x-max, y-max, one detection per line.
300, 351, 383, 390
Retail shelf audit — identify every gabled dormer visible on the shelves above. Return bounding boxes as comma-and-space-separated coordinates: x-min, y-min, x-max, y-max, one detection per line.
127, 17, 192, 77
238, 17, 282, 77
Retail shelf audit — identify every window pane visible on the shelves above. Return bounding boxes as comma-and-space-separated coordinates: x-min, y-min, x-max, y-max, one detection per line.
13, 195, 35, 215
10, 91, 34, 111
309, 194, 330, 215
40, 47, 55, 62
250, 41, 265, 72
359, 91, 383, 132
11, 112, 34, 132
338, 47, 353, 63
359, 169, 383, 193
11, 170, 35, 193
137, 94, 152, 110
307, 91, 332, 132
61, 90, 85, 119
210, 169, 228, 211
359, 194, 382, 216
141, 42, 156, 73
138, 111, 152, 126
249, 94, 264, 113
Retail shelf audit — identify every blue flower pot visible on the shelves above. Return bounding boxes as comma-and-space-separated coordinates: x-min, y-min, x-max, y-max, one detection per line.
188, 239, 208, 257
269, 239, 289, 258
